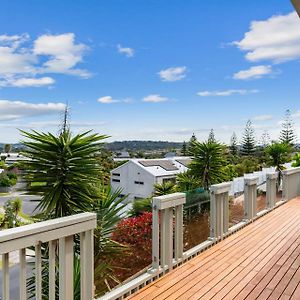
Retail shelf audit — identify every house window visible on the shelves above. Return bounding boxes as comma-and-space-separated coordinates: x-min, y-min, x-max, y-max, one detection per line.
112, 173, 120, 176
112, 179, 120, 182
134, 181, 144, 185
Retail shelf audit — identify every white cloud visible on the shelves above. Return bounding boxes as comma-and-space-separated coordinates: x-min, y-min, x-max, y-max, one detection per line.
0, 100, 65, 121
252, 114, 273, 121
292, 111, 300, 119
233, 65, 273, 80
98, 96, 119, 104
197, 89, 259, 97
117, 44, 134, 57
142, 94, 168, 103
0, 77, 55, 87
233, 12, 300, 63
0, 33, 90, 88
158, 66, 187, 82
34, 33, 90, 78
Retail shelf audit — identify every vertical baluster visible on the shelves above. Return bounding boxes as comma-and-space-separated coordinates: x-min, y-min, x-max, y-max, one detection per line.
2, 253, 9, 300
49, 240, 56, 300
59, 236, 74, 300
151, 205, 159, 270
174, 204, 183, 261
36, 242, 42, 300
19, 248, 26, 300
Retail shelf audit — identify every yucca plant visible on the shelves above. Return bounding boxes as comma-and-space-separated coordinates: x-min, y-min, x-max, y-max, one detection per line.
20, 129, 108, 219
189, 140, 226, 190
153, 181, 176, 196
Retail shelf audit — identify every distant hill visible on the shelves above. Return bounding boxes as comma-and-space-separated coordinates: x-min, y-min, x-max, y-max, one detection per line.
107, 141, 183, 151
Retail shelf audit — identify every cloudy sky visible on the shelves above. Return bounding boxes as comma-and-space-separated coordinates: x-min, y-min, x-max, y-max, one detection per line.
0, 0, 300, 144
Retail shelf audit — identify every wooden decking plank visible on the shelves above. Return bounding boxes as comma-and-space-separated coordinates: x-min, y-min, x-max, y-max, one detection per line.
128, 197, 300, 300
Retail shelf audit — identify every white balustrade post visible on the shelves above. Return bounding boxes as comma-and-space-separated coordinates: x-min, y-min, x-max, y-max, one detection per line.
266, 172, 277, 209
282, 167, 300, 201
210, 182, 231, 241
151, 193, 186, 272
244, 176, 258, 221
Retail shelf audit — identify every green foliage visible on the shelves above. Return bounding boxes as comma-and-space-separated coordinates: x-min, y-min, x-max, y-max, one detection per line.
181, 141, 187, 156
229, 132, 238, 156
20, 129, 108, 219
153, 181, 176, 196
185, 188, 210, 206
4, 144, 12, 154
292, 153, 300, 167
208, 129, 216, 143
188, 133, 198, 155
265, 142, 291, 185
129, 198, 152, 216
240, 120, 256, 156
235, 157, 261, 176
222, 164, 238, 181
279, 109, 296, 146
0, 160, 7, 169
176, 171, 201, 192
0, 172, 17, 187
0, 198, 23, 228
189, 140, 226, 189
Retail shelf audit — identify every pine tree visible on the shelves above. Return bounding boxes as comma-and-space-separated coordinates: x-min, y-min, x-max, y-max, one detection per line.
208, 129, 216, 143
241, 120, 256, 156
279, 109, 296, 145
188, 133, 197, 155
260, 130, 270, 148
229, 132, 238, 155
181, 141, 187, 156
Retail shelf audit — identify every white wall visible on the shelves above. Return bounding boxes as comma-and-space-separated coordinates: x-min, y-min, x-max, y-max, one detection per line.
111, 161, 156, 202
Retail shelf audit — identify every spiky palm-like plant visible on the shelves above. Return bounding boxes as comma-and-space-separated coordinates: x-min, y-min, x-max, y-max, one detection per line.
189, 141, 226, 190
176, 171, 201, 192
154, 181, 176, 196
20, 129, 108, 219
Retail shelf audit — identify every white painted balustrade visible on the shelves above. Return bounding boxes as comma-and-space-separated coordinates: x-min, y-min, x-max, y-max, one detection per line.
210, 182, 231, 240
282, 167, 300, 201
266, 172, 277, 209
0, 212, 96, 300
244, 176, 258, 221
152, 193, 186, 272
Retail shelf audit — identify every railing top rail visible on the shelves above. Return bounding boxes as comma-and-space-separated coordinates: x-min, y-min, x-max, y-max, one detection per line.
0, 212, 97, 254
211, 182, 231, 194
282, 166, 300, 176
152, 192, 186, 210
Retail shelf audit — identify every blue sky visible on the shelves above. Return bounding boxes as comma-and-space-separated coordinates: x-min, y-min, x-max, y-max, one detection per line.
0, 0, 300, 144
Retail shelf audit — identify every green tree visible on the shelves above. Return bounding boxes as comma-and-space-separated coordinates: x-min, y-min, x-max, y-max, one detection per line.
21, 129, 108, 219
265, 142, 291, 186
208, 129, 216, 143
189, 141, 226, 189
188, 133, 197, 155
181, 141, 187, 156
229, 132, 238, 156
4, 144, 12, 155
260, 130, 270, 148
279, 109, 296, 146
240, 120, 256, 156
154, 181, 176, 196
176, 171, 201, 191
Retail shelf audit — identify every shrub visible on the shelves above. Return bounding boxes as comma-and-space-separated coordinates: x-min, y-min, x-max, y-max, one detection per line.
0, 172, 17, 187
111, 212, 152, 281
129, 198, 152, 216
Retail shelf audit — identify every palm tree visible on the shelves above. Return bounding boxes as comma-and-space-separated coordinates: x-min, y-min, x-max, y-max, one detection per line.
265, 142, 291, 187
20, 129, 108, 219
176, 171, 201, 192
189, 141, 226, 190
154, 181, 176, 196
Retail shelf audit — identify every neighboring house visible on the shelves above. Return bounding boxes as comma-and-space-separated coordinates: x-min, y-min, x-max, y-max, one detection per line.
114, 151, 130, 159
0, 153, 31, 166
110, 157, 192, 202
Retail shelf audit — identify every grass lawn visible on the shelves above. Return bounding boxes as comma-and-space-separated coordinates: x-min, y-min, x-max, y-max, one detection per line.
30, 182, 46, 187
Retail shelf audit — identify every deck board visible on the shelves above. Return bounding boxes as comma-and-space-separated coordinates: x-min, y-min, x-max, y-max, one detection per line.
129, 197, 300, 300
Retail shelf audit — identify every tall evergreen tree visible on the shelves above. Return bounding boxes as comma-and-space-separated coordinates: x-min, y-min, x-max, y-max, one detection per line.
188, 133, 197, 155
181, 141, 187, 156
279, 109, 296, 145
260, 130, 270, 148
208, 129, 216, 143
241, 120, 256, 156
229, 132, 238, 155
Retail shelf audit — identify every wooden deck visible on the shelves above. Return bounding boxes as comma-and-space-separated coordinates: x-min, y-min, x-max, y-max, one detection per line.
130, 197, 300, 300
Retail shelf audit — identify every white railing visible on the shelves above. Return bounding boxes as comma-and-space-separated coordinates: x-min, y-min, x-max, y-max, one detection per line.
99, 166, 300, 300
0, 212, 97, 300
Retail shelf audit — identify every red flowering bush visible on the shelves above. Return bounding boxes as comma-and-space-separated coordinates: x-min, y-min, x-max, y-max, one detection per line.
111, 212, 152, 281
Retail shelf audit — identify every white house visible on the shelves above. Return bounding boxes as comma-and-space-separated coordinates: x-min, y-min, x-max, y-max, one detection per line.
110, 157, 191, 202
0, 153, 31, 166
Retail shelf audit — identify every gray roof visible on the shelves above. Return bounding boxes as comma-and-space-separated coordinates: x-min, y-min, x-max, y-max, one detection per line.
139, 160, 179, 171
175, 158, 192, 167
